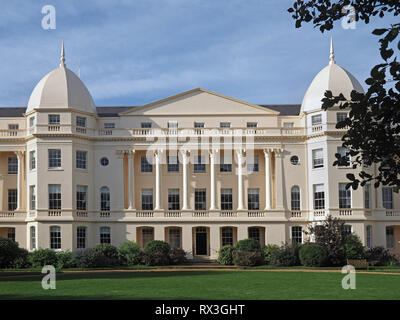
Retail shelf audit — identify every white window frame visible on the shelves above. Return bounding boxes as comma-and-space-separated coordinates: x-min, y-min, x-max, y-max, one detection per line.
312, 148, 324, 169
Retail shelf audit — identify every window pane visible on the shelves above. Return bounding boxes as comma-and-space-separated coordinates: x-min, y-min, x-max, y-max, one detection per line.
142, 228, 154, 247
168, 156, 179, 172
221, 189, 233, 210
8, 189, 17, 211
248, 189, 260, 210
168, 189, 180, 210
247, 155, 259, 173
48, 149, 61, 168
312, 149, 324, 168
221, 227, 234, 246
8, 157, 18, 174
48, 115, 60, 124
339, 183, 351, 208
292, 226, 303, 245
220, 153, 232, 172
195, 189, 206, 210
76, 116, 86, 127
50, 226, 61, 249
313, 184, 325, 210
169, 228, 181, 249
76, 151, 87, 169
49, 185, 61, 210
76, 185, 88, 211
100, 227, 111, 244
194, 155, 206, 173
100, 187, 110, 211
291, 186, 301, 211
382, 188, 393, 209
141, 189, 153, 210
311, 114, 322, 126
141, 156, 152, 172
77, 227, 86, 249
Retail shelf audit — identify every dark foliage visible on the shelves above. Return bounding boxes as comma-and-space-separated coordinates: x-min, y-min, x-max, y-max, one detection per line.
168, 248, 187, 265
233, 238, 261, 252
299, 243, 329, 267
0, 237, 21, 268
118, 241, 143, 265
232, 250, 264, 266
143, 240, 171, 266
217, 245, 235, 265
28, 248, 58, 268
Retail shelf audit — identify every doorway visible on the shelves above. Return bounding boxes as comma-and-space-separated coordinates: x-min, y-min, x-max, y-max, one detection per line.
195, 227, 208, 255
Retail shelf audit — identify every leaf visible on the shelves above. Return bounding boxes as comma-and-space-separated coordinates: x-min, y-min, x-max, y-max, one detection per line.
372, 28, 387, 35
346, 173, 355, 181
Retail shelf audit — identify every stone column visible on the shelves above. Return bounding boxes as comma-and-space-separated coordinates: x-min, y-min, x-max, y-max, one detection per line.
154, 150, 162, 210
128, 150, 135, 209
15, 151, 24, 211
181, 150, 189, 210
209, 149, 218, 210
263, 149, 271, 210
274, 149, 284, 209
236, 149, 244, 210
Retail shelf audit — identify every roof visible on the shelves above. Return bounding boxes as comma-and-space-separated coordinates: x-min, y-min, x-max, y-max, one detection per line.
0, 107, 27, 117
96, 106, 136, 117
258, 104, 301, 116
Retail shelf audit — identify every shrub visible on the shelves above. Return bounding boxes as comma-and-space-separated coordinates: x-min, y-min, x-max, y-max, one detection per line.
299, 243, 328, 267
365, 246, 398, 266
217, 245, 234, 265
118, 241, 142, 265
10, 248, 30, 269
74, 249, 99, 268
168, 248, 187, 265
263, 244, 279, 265
234, 238, 260, 252
275, 243, 301, 266
28, 248, 57, 268
342, 233, 365, 260
56, 250, 76, 269
92, 244, 120, 266
143, 240, 171, 266
232, 250, 264, 266
0, 238, 22, 268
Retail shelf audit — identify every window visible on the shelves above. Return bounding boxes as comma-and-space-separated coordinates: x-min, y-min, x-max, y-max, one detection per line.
339, 183, 351, 208
344, 225, 352, 234
49, 185, 61, 210
141, 122, 152, 128
291, 186, 301, 211
30, 226, 36, 250
8, 124, 19, 131
195, 189, 207, 210
290, 155, 300, 165
364, 184, 371, 209
248, 227, 260, 243
247, 155, 259, 172
48, 149, 61, 168
141, 156, 152, 173
100, 227, 111, 244
100, 157, 109, 166
77, 226, 87, 249
76, 185, 88, 211
313, 184, 325, 210
220, 153, 232, 172
169, 228, 181, 249
248, 189, 260, 210
386, 227, 394, 249
50, 226, 61, 249
312, 149, 324, 168
30, 185, 36, 210
100, 187, 110, 211
194, 122, 204, 128
29, 117, 35, 127
168, 189, 180, 210
8, 189, 17, 211
167, 156, 179, 172
167, 121, 178, 129
292, 226, 303, 244
141, 189, 153, 210
221, 227, 234, 246
76, 116, 86, 128
8, 157, 17, 174
76, 151, 87, 169
220, 122, 231, 128
104, 123, 115, 129
221, 189, 233, 210
247, 122, 257, 128
382, 188, 393, 209
283, 122, 294, 128
194, 155, 206, 173
142, 228, 154, 247
311, 114, 322, 126
337, 146, 350, 167
366, 226, 372, 249
29, 151, 36, 170
337, 112, 348, 123
48, 114, 60, 124
7, 228, 15, 241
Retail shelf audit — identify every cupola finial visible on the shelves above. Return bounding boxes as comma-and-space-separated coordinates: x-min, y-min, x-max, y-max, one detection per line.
329, 36, 335, 65
60, 40, 66, 67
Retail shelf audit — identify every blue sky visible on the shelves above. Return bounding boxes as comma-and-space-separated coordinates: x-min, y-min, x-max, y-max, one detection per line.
0, 0, 397, 107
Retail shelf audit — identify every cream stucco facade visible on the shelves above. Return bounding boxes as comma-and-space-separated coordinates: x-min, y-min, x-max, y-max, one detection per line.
1, 41, 400, 259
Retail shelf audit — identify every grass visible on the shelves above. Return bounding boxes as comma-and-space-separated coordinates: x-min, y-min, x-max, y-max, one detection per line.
0, 270, 400, 300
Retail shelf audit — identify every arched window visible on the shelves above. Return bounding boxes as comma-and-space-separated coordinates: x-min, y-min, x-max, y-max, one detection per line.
100, 187, 110, 211
291, 186, 301, 211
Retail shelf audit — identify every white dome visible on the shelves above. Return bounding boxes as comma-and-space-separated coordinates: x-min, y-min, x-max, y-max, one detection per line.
27, 43, 95, 114
301, 39, 364, 113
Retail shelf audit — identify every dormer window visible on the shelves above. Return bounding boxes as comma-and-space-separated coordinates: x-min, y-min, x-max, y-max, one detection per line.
141, 122, 152, 128
311, 114, 322, 126
76, 116, 87, 128
48, 114, 60, 124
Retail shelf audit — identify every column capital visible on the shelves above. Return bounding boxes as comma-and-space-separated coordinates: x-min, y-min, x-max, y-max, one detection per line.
209, 148, 219, 158
263, 148, 272, 156
274, 148, 284, 158
14, 150, 25, 158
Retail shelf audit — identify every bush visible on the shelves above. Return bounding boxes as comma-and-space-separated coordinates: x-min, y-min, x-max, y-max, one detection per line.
365, 246, 398, 266
0, 237, 21, 268
10, 248, 30, 269
217, 245, 234, 265
263, 244, 279, 265
143, 240, 171, 266
56, 250, 76, 269
118, 241, 142, 265
28, 248, 58, 268
234, 239, 260, 252
232, 250, 264, 266
92, 244, 120, 266
299, 243, 328, 267
74, 249, 99, 268
343, 233, 365, 260
275, 243, 301, 266
168, 248, 187, 265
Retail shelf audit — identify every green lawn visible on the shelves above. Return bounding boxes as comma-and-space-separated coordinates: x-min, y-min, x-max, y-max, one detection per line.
1, 270, 400, 300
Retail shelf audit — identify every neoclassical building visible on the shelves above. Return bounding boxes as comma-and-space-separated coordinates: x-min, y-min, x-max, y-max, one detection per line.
0, 41, 399, 259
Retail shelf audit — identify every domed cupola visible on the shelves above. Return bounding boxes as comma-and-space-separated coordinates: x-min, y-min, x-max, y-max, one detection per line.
26, 42, 96, 114
301, 38, 364, 113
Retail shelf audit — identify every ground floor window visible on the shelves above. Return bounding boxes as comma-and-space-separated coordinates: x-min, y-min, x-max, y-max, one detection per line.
100, 227, 111, 244
344, 225, 352, 234
221, 227, 234, 246
142, 228, 154, 247
366, 225, 372, 249
386, 227, 394, 249
50, 226, 61, 249
248, 227, 260, 242
30, 226, 36, 250
169, 228, 181, 249
292, 226, 303, 245
77, 226, 87, 249
7, 228, 15, 241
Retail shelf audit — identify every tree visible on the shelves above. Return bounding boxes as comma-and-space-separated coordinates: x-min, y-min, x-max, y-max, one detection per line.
288, 1, 400, 190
